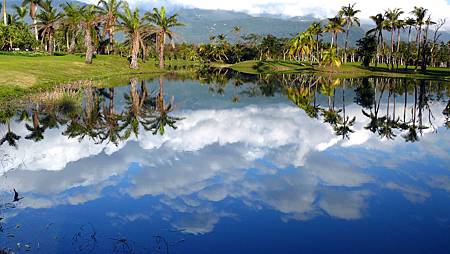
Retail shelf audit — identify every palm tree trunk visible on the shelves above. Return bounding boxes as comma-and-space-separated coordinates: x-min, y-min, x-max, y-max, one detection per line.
130, 34, 139, 69
415, 25, 422, 70
69, 32, 76, 54
159, 32, 165, 69
344, 24, 350, 63
84, 27, 93, 64
109, 28, 114, 55
390, 29, 394, 70
3, 0, 7, 25
48, 32, 54, 55
33, 18, 39, 41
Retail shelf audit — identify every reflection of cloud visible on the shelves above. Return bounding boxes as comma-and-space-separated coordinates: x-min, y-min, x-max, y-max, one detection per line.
426, 176, 450, 193
319, 190, 371, 220
0, 100, 449, 235
385, 182, 430, 203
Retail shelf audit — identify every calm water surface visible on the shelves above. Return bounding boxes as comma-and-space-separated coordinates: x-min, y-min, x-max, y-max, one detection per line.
0, 74, 449, 253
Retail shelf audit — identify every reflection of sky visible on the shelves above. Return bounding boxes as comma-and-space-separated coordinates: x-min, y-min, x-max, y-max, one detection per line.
0, 80, 450, 253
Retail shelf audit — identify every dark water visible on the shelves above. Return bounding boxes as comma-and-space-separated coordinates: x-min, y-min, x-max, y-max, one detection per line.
0, 74, 450, 253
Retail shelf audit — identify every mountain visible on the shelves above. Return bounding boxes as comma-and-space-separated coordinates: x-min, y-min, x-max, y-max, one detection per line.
173, 8, 450, 45
4, 2, 450, 45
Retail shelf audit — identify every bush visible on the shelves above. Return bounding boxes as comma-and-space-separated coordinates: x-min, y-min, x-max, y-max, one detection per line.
0, 24, 39, 50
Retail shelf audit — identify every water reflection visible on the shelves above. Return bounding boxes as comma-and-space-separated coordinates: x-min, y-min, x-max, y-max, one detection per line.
0, 75, 183, 149
0, 73, 449, 253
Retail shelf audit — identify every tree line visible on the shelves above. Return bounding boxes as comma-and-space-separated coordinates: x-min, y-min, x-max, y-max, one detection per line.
0, 1, 449, 70
0, 0, 184, 69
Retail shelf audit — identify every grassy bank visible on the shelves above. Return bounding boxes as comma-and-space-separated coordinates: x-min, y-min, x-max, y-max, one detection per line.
0, 54, 197, 103
230, 60, 450, 80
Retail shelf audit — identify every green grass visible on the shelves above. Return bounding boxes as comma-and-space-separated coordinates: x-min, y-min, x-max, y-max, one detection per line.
231, 60, 450, 80
0, 54, 197, 103
231, 60, 313, 74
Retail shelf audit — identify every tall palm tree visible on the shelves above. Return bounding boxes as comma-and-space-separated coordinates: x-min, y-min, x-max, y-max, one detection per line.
306, 21, 323, 62
324, 16, 345, 50
61, 2, 82, 54
145, 6, 184, 69
404, 17, 416, 69
36, 0, 61, 54
367, 13, 385, 66
79, 4, 100, 64
384, 8, 404, 70
2, 0, 6, 25
411, 6, 427, 70
97, 0, 122, 54
22, 0, 41, 40
117, 3, 154, 69
339, 3, 360, 62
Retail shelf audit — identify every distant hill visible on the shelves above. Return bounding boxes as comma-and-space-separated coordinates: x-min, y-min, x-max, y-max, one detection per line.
4, 2, 450, 45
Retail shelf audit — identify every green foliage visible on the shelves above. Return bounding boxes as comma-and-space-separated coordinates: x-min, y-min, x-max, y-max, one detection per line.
0, 24, 38, 50
356, 35, 377, 67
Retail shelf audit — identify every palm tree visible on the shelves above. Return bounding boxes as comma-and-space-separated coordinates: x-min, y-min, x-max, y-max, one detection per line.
61, 2, 82, 54
306, 22, 323, 62
411, 6, 427, 70
289, 31, 314, 63
36, 0, 61, 54
13, 5, 27, 24
145, 6, 184, 69
79, 4, 100, 64
339, 3, 360, 62
117, 3, 154, 69
404, 17, 416, 69
2, 0, 7, 25
22, 0, 41, 40
384, 8, 404, 70
324, 16, 345, 50
97, 0, 122, 54
367, 13, 385, 66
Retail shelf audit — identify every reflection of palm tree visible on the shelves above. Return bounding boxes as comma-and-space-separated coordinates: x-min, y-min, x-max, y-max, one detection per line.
444, 100, 450, 129
97, 88, 123, 145
63, 87, 102, 142
320, 78, 342, 126
25, 107, 45, 142
121, 78, 152, 139
141, 76, 183, 135
287, 81, 320, 119
0, 109, 21, 148
403, 83, 419, 142
334, 80, 355, 139
362, 79, 385, 134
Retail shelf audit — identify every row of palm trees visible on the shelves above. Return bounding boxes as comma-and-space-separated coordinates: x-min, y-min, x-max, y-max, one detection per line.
285, 76, 441, 141
366, 6, 441, 71
288, 3, 445, 71
0, 76, 182, 147
2, 0, 184, 69
289, 3, 361, 66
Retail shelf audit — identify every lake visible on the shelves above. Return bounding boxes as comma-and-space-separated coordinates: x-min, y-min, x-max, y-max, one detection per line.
0, 73, 449, 253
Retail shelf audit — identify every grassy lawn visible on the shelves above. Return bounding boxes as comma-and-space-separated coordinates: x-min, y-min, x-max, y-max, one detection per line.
231, 60, 313, 74
231, 60, 450, 80
0, 54, 196, 103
